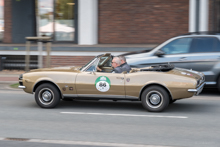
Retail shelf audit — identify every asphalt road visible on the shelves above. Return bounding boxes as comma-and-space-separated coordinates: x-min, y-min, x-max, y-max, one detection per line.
0, 85, 220, 147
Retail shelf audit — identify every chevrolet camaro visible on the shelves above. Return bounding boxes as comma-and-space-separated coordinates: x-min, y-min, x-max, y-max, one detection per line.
19, 53, 205, 112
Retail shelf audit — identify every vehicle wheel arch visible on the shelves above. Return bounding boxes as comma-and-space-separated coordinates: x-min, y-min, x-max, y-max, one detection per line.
33, 80, 63, 98
139, 83, 173, 102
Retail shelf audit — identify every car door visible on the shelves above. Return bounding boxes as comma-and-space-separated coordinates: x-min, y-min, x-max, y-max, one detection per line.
155, 37, 193, 69
75, 55, 125, 98
129, 37, 193, 69
185, 37, 220, 83
76, 72, 125, 98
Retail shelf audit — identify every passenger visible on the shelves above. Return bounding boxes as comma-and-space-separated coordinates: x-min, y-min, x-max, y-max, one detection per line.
118, 55, 131, 72
111, 56, 123, 73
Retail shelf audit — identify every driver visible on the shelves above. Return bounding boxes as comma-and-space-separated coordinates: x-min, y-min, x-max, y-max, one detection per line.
111, 56, 122, 73
96, 56, 123, 73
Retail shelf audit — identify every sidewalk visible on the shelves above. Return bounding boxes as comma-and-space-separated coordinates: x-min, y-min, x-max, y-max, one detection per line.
0, 70, 24, 84
0, 43, 156, 52
0, 44, 155, 56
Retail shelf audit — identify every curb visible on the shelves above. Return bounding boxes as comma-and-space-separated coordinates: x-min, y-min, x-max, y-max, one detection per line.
0, 83, 21, 91
0, 81, 17, 84
6, 85, 21, 91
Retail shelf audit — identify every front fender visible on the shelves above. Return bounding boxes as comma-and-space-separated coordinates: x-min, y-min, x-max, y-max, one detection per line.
32, 78, 61, 93
139, 81, 173, 100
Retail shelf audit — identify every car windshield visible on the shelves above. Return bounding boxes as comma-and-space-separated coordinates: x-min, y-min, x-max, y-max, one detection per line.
79, 57, 97, 70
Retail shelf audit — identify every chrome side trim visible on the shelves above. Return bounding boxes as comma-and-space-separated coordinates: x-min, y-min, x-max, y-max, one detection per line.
78, 94, 126, 98
18, 86, 26, 89
63, 94, 139, 100
205, 82, 216, 85
125, 95, 139, 99
63, 94, 78, 98
188, 82, 205, 95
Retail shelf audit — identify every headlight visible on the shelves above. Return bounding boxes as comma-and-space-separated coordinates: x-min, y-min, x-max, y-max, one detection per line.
197, 76, 205, 87
19, 74, 23, 80
19, 74, 23, 86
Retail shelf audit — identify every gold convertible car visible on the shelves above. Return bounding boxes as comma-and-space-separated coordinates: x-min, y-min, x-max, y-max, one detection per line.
19, 53, 205, 112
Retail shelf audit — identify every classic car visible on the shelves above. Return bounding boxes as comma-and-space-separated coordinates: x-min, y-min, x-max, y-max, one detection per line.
18, 53, 205, 112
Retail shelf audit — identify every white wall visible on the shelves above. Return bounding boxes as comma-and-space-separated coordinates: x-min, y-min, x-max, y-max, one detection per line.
199, 0, 209, 32
189, 0, 196, 32
78, 0, 98, 45
189, 0, 209, 32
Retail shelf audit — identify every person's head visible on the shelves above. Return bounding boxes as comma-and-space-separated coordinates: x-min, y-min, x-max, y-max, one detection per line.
118, 56, 126, 64
112, 57, 121, 68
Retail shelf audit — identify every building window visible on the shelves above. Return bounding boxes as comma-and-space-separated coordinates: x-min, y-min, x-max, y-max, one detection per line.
37, 0, 76, 42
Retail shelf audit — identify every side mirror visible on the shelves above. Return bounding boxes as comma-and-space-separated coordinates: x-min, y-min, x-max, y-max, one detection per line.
154, 50, 165, 57
92, 69, 96, 75
89, 69, 96, 75
122, 71, 127, 74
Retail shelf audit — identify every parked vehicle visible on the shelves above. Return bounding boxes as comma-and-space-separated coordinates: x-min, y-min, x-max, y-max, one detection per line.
19, 53, 205, 112
124, 32, 220, 91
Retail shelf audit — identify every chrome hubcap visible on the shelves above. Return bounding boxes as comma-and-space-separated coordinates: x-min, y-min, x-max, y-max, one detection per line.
38, 88, 54, 105
146, 91, 163, 108
42, 91, 52, 102
149, 94, 161, 105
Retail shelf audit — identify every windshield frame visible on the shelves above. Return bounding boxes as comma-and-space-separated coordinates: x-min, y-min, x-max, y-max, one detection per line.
80, 57, 99, 72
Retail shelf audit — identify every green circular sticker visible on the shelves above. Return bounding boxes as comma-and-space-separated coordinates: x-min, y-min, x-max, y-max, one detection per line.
95, 76, 111, 92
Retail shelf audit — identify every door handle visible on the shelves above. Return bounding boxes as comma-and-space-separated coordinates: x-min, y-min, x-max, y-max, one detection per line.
116, 77, 124, 80
179, 57, 187, 61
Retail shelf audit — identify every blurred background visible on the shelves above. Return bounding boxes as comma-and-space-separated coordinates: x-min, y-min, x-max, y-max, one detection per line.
0, 2, 219, 147
0, 0, 219, 70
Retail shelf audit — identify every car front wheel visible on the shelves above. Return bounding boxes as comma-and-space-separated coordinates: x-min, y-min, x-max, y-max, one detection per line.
141, 86, 169, 112
35, 83, 60, 108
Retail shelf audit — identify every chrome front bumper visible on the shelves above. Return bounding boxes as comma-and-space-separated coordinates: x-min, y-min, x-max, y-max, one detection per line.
18, 85, 26, 89
188, 82, 205, 95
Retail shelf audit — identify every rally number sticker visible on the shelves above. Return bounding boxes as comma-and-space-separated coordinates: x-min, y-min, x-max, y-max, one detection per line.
95, 76, 111, 92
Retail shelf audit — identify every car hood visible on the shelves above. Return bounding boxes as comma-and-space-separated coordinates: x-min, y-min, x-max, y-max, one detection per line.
120, 49, 152, 57
29, 66, 81, 73
170, 68, 204, 80
125, 52, 153, 60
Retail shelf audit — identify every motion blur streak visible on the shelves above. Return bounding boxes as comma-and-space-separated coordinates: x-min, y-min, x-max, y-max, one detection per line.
0, 137, 175, 147
61, 112, 188, 119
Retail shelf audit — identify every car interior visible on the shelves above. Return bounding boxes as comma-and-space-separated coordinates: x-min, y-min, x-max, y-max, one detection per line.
97, 54, 113, 72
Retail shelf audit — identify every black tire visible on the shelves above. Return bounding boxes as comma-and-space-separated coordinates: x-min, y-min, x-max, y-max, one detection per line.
62, 98, 73, 101
141, 86, 169, 112
35, 83, 60, 108
169, 99, 176, 104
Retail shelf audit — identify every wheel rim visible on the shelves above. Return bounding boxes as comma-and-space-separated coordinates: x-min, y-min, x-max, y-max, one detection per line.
38, 88, 54, 105
146, 90, 163, 108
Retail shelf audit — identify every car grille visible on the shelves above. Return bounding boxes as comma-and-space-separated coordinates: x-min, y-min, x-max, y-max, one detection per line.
197, 76, 205, 87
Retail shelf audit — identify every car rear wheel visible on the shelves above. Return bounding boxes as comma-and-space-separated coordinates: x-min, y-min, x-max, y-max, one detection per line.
35, 83, 60, 108
141, 86, 169, 112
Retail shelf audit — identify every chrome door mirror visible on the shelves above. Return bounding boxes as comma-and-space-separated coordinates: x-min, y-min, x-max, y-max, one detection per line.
154, 50, 165, 57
